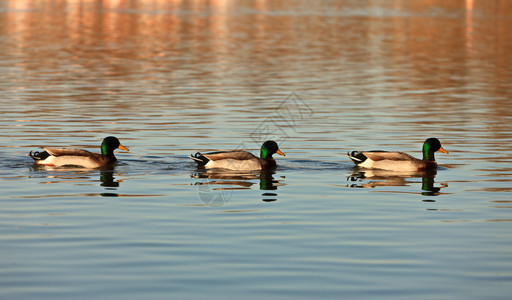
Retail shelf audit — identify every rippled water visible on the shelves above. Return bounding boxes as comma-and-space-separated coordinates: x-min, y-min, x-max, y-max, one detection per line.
1, 0, 512, 299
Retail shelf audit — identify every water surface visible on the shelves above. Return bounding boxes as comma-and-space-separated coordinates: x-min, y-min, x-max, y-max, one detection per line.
1, 1, 512, 299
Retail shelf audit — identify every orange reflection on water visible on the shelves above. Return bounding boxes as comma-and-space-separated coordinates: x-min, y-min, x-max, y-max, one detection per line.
1, 0, 511, 108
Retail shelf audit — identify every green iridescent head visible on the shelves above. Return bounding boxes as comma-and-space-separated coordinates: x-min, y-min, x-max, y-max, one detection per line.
101, 136, 129, 156
422, 138, 448, 161
260, 140, 285, 160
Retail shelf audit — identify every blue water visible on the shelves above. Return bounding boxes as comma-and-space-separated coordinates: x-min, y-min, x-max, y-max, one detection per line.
1, 0, 512, 299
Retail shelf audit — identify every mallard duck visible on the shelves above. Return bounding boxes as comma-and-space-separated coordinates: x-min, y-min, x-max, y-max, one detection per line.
347, 138, 448, 171
28, 136, 129, 168
190, 140, 285, 170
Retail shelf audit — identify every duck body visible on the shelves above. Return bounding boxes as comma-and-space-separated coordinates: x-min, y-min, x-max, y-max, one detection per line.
190, 141, 285, 171
348, 138, 448, 172
348, 150, 438, 172
191, 150, 276, 170
28, 136, 128, 168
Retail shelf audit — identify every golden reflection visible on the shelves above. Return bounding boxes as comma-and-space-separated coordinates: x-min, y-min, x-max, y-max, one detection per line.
3, 0, 511, 104
1, 0, 512, 144
465, 0, 474, 51
3, 2, 509, 88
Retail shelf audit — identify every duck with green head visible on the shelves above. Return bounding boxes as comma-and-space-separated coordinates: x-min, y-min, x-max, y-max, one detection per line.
347, 138, 448, 171
28, 136, 129, 168
190, 140, 285, 170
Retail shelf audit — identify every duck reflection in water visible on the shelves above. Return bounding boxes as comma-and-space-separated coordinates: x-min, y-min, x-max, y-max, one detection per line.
192, 169, 285, 204
347, 168, 447, 196
30, 164, 123, 193
99, 167, 124, 197
99, 167, 123, 188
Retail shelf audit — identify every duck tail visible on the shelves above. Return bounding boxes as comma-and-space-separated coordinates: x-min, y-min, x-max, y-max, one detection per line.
28, 150, 50, 161
189, 152, 209, 166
